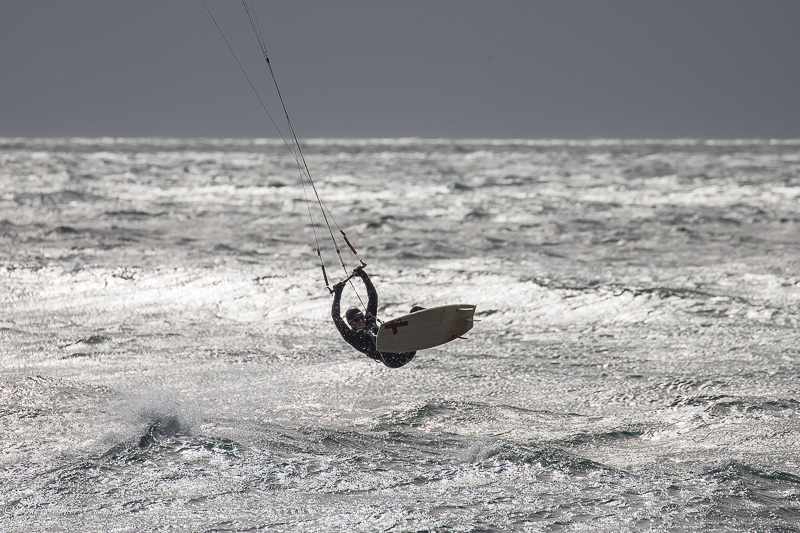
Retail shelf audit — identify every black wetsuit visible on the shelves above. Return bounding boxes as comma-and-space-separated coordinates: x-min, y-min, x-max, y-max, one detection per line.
331, 270, 416, 368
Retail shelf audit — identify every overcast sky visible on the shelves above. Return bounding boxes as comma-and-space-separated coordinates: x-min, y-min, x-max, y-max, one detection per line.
2, 1, 799, 139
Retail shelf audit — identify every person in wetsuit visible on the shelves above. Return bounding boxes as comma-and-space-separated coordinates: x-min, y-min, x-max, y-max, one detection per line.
331, 267, 418, 368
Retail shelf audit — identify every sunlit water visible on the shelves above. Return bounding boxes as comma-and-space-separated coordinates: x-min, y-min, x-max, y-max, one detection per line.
2, 138, 799, 531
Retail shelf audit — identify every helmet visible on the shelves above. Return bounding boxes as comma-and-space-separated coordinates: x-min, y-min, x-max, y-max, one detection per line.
346, 307, 364, 324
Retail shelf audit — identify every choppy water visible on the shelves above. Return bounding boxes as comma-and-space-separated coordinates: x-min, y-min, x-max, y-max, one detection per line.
1, 137, 799, 531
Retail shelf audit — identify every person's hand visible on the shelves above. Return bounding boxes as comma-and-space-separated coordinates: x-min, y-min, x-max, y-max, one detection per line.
332, 280, 346, 292
353, 265, 365, 276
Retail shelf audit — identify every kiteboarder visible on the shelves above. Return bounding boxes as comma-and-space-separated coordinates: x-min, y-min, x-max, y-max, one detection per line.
331, 267, 417, 368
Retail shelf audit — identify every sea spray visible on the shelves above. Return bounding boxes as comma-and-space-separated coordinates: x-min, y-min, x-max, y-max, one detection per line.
123, 390, 200, 447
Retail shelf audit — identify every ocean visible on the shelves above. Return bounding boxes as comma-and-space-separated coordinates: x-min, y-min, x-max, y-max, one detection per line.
1, 137, 799, 531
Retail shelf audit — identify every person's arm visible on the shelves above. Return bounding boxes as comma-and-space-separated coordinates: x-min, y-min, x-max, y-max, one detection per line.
355, 267, 378, 318
331, 279, 376, 357
331, 282, 353, 340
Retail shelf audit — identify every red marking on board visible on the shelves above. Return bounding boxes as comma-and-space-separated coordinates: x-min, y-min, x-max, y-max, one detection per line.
385, 319, 409, 335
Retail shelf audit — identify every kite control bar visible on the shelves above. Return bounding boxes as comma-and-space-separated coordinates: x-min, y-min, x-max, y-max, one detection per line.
328, 265, 368, 295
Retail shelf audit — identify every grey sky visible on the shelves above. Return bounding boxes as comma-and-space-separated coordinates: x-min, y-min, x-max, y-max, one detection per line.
2, 1, 799, 139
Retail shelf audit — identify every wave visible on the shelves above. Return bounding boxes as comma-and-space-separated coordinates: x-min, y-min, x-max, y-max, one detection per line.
671, 395, 800, 425
560, 427, 647, 446
13, 189, 108, 206
702, 460, 800, 486
372, 398, 582, 432
460, 440, 613, 476
696, 460, 800, 527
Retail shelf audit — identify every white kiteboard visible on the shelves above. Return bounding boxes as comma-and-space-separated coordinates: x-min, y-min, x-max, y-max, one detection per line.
375, 304, 476, 353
